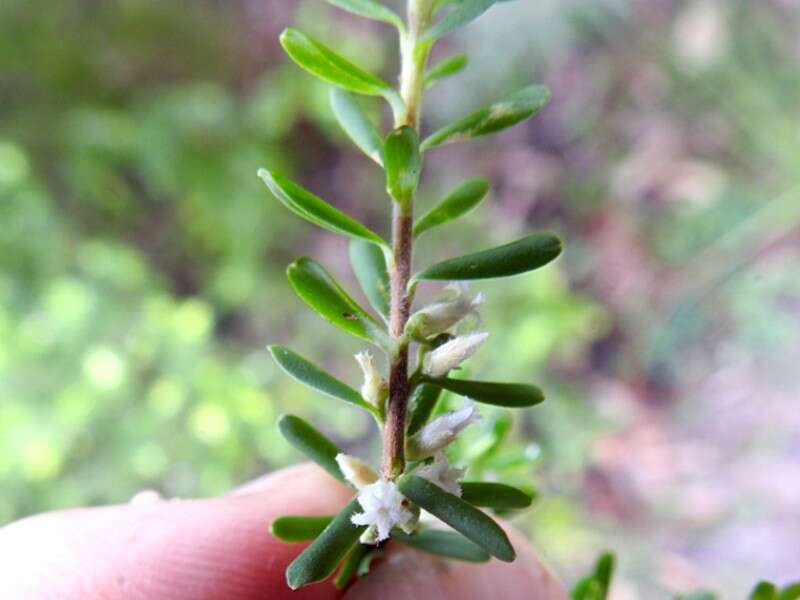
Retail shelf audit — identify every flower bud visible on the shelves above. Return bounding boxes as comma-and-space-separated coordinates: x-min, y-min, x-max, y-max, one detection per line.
423, 332, 488, 378
335, 453, 379, 489
354, 351, 388, 409
406, 400, 481, 459
413, 452, 466, 496
405, 283, 484, 340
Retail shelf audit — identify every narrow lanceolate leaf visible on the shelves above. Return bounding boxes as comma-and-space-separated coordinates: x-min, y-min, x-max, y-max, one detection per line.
407, 383, 443, 435
424, 0, 501, 41
287, 257, 390, 347
460, 482, 533, 510
268, 345, 375, 413
271, 515, 333, 542
330, 89, 384, 165
349, 239, 390, 318
414, 233, 562, 281
392, 529, 490, 562
278, 415, 345, 484
334, 543, 370, 590
421, 85, 550, 150
384, 126, 421, 204
398, 475, 515, 562
280, 28, 399, 105
424, 54, 469, 88
258, 169, 387, 247
324, 0, 403, 29
422, 377, 544, 407
413, 177, 489, 238
286, 498, 366, 590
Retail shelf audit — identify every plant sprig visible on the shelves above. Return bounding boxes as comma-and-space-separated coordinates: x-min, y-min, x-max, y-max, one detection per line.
260, 0, 560, 590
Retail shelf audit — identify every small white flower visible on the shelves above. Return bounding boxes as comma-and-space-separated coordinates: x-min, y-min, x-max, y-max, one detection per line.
335, 453, 379, 489
414, 452, 465, 496
406, 283, 484, 339
351, 479, 416, 543
354, 351, 388, 408
407, 399, 481, 459
423, 332, 489, 378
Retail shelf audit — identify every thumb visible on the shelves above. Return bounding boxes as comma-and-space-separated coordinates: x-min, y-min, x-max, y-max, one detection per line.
343, 527, 569, 600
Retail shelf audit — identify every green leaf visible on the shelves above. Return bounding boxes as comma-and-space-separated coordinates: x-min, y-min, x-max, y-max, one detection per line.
407, 383, 443, 435
414, 233, 562, 281
277, 415, 345, 484
674, 593, 717, 600
357, 548, 383, 576
413, 177, 489, 238
271, 515, 333, 542
750, 582, 779, 600
349, 239, 390, 319
572, 580, 603, 600
781, 583, 800, 600
593, 553, 615, 598
333, 543, 369, 590
572, 552, 615, 600
422, 377, 544, 407
286, 498, 366, 589
268, 345, 375, 414
329, 89, 384, 165
421, 85, 550, 150
398, 475, 515, 562
384, 126, 421, 203
324, 0, 403, 29
424, 54, 468, 88
279, 28, 402, 111
258, 168, 387, 247
424, 0, 501, 41
392, 529, 490, 562
287, 257, 390, 347
459, 482, 532, 509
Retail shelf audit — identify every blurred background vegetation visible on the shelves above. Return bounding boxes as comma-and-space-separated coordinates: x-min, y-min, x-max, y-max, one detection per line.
1, 0, 798, 597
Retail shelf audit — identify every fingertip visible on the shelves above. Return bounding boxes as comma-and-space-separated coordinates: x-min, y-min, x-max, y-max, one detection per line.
343, 527, 568, 600
0, 463, 352, 600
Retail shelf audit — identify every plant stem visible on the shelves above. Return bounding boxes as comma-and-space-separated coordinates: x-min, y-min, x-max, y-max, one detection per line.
383, 204, 413, 478
382, 0, 433, 479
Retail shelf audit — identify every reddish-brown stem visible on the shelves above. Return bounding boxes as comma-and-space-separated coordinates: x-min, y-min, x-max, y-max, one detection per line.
382, 205, 413, 478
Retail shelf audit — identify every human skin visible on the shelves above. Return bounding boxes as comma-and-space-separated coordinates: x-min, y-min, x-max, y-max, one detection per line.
0, 463, 568, 599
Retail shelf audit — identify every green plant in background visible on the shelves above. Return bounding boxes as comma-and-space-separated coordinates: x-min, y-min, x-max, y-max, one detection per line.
572, 552, 614, 600
261, 0, 559, 590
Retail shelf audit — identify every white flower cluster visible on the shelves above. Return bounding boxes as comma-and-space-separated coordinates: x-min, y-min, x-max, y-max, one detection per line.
342, 283, 488, 544
340, 398, 481, 543
351, 479, 418, 543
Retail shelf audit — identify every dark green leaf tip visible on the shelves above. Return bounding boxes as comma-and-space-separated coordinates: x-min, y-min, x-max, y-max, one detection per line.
277, 414, 345, 484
